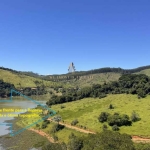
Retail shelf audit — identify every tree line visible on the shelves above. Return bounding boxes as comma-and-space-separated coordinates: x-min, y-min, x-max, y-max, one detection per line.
46, 74, 150, 106
0, 79, 47, 97
42, 130, 136, 150
0, 79, 16, 97
1, 65, 150, 81
45, 65, 150, 81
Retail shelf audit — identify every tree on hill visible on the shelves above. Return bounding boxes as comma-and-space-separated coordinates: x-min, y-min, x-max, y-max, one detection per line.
46, 74, 150, 106
42, 142, 67, 150
131, 111, 140, 122
67, 133, 83, 150
53, 115, 62, 124
98, 112, 110, 123
82, 130, 135, 150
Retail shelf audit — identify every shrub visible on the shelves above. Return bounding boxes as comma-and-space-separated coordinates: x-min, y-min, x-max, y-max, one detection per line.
53, 135, 58, 142
98, 112, 110, 123
107, 113, 132, 126
112, 125, 119, 131
43, 120, 50, 124
51, 124, 65, 133
60, 105, 65, 109
36, 124, 40, 127
102, 124, 108, 131
71, 119, 79, 126
99, 93, 107, 99
41, 122, 47, 129
131, 111, 140, 122
109, 104, 114, 109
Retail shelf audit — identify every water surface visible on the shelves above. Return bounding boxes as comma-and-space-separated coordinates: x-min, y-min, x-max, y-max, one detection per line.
0, 99, 46, 136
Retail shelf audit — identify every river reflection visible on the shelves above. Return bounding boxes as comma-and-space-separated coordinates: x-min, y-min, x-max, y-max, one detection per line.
0, 99, 46, 136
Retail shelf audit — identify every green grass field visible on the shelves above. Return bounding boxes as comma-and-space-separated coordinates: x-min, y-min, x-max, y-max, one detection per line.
16, 109, 85, 143
63, 72, 121, 87
41, 123, 87, 143
51, 94, 150, 137
15, 93, 150, 145
135, 69, 150, 77
1, 67, 150, 88
0, 69, 66, 88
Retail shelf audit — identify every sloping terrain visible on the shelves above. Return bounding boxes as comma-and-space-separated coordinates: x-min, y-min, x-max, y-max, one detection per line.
51, 94, 150, 137
66, 72, 121, 87
135, 69, 150, 77
0, 69, 65, 88
1, 66, 150, 88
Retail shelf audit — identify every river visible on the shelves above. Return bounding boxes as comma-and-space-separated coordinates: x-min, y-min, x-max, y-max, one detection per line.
0, 98, 47, 150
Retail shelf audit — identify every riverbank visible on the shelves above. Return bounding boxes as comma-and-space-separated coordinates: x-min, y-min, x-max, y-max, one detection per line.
0, 110, 50, 150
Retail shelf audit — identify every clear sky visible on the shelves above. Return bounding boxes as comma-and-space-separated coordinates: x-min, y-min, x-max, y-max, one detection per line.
0, 0, 150, 75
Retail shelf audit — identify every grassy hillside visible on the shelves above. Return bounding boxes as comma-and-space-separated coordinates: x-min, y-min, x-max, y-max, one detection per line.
66, 69, 150, 87
62, 72, 121, 87
51, 94, 150, 137
135, 69, 150, 77
0, 68, 121, 88
0, 69, 67, 88
15, 93, 150, 146
1, 66, 150, 88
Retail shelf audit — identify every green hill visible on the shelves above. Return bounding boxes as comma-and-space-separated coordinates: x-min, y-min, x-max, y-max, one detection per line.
64, 72, 121, 87
0, 69, 66, 88
1, 65, 150, 88
135, 69, 150, 77
51, 94, 150, 137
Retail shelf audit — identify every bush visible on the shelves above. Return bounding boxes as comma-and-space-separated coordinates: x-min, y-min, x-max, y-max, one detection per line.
102, 124, 108, 131
99, 93, 107, 99
112, 125, 119, 131
60, 105, 65, 109
107, 113, 132, 126
71, 119, 79, 126
137, 88, 146, 98
131, 111, 140, 122
82, 130, 135, 150
109, 104, 114, 109
51, 124, 65, 133
53, 135, 58, 142
98, 112, 110, 123
36, 124, 40, 127
43, 120, 50, 124
41, 122, 47, 129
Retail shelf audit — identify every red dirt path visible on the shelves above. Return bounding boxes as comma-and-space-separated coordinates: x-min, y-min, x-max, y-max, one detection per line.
28, 118, 150, 143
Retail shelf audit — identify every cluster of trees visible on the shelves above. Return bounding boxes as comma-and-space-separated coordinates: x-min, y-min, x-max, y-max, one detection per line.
20, 86, 47, 96
0, 79, 47, 97
42, 130, 136, 150
41, 120, 50, 129
46, 74, 150, 106
0, 80, 16, 97
98, 111, 140, 131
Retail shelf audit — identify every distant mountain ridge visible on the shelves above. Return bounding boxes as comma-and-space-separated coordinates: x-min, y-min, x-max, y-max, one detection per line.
1, 65, 150, 77
1, 65, 150, 84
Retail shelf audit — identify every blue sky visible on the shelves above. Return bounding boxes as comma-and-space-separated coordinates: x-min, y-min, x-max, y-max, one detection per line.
0, 0, 150, 75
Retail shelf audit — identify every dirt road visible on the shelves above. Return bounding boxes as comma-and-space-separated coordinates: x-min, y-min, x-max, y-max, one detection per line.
47, 118, 150, 143
47, 118, 96, 134
28, 118, 150, 143
28, 128, 56, 143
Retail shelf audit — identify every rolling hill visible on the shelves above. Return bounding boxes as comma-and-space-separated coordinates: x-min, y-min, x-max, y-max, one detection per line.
0, 68, 66, 88
135, 69, 150, 77
1, 65, 150, 88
